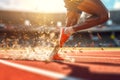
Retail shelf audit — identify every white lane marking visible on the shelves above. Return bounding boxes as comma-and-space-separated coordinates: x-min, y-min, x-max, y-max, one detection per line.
0, 60, 83, 80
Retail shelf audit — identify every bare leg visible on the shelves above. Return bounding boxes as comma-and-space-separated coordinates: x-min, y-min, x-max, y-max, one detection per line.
72, 0, 109, 31
65, 11, 81, 27
59, 0, 109, 47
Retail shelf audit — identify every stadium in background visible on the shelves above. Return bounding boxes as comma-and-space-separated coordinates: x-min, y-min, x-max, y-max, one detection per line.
0, 0, 120, 47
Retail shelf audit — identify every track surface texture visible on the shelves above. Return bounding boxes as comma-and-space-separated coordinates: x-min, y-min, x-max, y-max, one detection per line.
0, 48, 120, 80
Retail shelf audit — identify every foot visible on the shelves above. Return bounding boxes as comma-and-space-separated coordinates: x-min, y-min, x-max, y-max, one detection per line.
59, 28, 70, 47
52, 53, 75, 62
52, 53, 65, 60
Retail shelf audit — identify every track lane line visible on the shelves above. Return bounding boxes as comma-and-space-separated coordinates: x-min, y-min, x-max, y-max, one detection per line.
0, 60, 84, 80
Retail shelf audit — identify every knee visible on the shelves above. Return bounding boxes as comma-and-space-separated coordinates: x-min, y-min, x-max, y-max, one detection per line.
99, 11, 110, 24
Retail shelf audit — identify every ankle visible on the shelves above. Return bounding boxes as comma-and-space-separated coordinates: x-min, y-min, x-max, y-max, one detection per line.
64, 27, 75, 35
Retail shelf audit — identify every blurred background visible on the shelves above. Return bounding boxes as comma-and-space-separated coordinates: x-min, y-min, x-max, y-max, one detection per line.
0, 0, 120, 48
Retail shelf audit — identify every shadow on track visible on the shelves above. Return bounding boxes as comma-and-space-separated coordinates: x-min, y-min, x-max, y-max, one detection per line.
79, 62, 120, 66
55, 62, 120, 80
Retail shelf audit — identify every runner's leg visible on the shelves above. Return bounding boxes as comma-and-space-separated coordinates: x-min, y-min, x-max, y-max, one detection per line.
65, 11, 81, 27
73, 0, 109, 31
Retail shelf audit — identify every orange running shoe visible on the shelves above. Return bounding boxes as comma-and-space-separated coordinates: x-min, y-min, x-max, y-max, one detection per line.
52, 53, 75, 62
52, 53, 65, 60
59, 28, 70, 47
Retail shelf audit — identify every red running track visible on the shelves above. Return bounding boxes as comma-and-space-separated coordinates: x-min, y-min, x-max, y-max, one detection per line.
0, 50, 120, 80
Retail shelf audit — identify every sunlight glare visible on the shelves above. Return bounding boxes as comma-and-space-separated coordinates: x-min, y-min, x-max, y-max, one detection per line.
36, 0, 66, 13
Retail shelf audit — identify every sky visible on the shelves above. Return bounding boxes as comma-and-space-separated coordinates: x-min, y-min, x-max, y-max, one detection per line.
102, 0, 120, 10
0, 0, 120, 13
